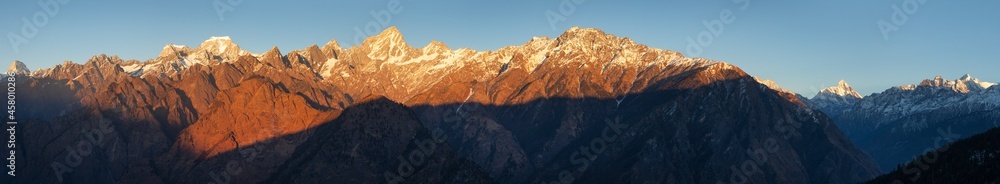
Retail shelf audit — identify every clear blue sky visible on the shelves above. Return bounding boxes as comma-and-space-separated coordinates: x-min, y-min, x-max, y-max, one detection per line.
2, 0, 998, 96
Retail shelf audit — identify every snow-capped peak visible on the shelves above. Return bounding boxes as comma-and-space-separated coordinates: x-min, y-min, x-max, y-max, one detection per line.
199, 36, 238, 54
837, 80, 851, 87
365, 26, 406, 46
192, 36, 249, 62
809, 80, 864, 113
917, 74, 995, 93
362, 26, 414, 61
956, 74, 996, 90
817, 80, 863, 99
421, 40, 450, 54
6, 60, 30, 76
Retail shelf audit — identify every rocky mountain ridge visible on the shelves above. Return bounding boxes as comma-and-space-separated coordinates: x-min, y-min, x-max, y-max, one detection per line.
804, 75, 1000, 171
5, 26, 881, 184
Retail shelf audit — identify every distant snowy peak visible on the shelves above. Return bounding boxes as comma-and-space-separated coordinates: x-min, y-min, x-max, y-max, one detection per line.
817, 80, 863, 99
6, 60, 30, 76
917, 74, 995, 93
958, 74, 996, 90
835, 74, 1000, 133
809, 80, 863, 114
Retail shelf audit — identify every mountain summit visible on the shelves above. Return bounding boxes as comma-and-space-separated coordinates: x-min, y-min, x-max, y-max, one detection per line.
808, 80, 863, 119
6, 60, 29, 76
818, 80, 863, 99
192, 36, 248, 61
957, 74, 996, 91
360, 26, 414, 61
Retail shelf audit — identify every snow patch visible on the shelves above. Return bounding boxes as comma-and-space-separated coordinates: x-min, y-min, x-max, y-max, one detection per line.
119, 64, 144, 76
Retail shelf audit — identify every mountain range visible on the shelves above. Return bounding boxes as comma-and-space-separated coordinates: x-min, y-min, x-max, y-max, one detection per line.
0, 27, 890, 184
805, 75, 1000, 172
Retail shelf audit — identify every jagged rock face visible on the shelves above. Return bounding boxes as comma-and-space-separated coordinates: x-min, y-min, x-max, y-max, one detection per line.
260, 47, 290, 69
6, 26, 882, 184
266, 96, 495, 184
807, 75, 1000, 171
408, 60, 880, 183
151, 77, 343, 184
